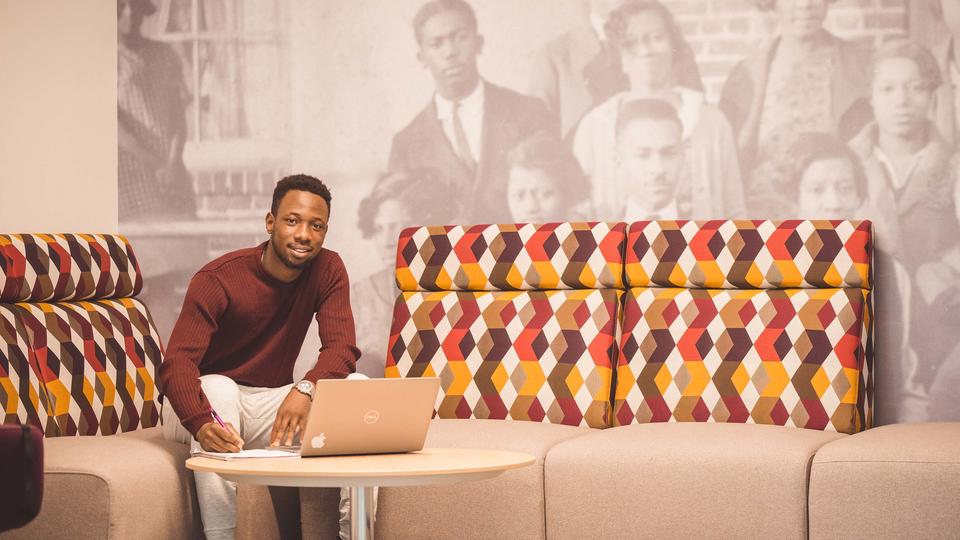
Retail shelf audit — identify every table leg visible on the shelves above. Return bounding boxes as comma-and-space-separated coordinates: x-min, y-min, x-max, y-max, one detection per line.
349, 486, 375, 539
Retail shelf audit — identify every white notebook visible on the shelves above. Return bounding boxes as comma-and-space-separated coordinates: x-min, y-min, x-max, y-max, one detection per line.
190, 448, 299, 461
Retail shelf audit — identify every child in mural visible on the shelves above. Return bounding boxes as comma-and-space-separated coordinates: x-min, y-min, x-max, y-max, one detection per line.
613, 99, 687, 220
849, 39, 960, 423
572, 0, 745, 221
785, 131, 926, 424
505, 135, 592, 223
352, 168, 462, 373
719, 0, 870, 219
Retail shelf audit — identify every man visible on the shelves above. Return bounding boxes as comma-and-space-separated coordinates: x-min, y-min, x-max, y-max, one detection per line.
159, 174, 361, 539
929, 0, 960, 144
388, 0, 552, 224
614, 98, 687, 220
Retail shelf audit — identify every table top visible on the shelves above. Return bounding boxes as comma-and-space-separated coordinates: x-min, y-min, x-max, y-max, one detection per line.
185, 447, 536, 488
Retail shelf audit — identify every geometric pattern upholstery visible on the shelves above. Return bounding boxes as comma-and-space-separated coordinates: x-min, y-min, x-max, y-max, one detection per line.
625, 220, 871, 289
0, 233, 143, 302
0, 304, 49, 429
614, 287, 871, 434
396, 222, 626, 291
13, 298, 162, 436
386, 289, 620, 428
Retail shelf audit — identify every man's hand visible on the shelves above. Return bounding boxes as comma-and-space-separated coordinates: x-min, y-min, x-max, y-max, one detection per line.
197, 422, 244, 452
270, 389, 311, 446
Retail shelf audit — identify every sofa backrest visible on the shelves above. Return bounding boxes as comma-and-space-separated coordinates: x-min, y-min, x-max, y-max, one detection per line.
386, 223, 626, 428
0, 234, 162, 436
615, 220, 873, 433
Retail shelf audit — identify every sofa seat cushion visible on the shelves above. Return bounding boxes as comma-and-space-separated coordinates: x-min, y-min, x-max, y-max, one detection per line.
300, 418, 592, 539
809, 423, 960, 539
545, 422, 844, 539
0, 426, 202, 540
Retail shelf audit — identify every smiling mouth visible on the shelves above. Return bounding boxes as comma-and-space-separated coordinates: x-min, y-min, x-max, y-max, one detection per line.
288, 245, 312, 257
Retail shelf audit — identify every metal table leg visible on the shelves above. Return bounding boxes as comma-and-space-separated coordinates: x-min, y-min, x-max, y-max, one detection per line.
349, 486, 375, 539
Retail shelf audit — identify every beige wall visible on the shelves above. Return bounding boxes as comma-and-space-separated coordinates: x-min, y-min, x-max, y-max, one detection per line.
0, 0, 117, 233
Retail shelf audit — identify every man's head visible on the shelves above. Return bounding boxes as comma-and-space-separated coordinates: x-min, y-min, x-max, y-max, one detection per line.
615, 98, 684, 213
506, 134, 588, 223
413, 0, 484, 101
117, 0, 155, 40
264, 174, 332, 277
869, 39, 941, 142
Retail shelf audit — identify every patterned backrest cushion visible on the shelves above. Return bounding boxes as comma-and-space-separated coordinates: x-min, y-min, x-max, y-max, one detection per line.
616, 220, 873, 433
0, 305, 49, 430
14, 298, 162, 436
395, 222, 626, 291
625, 220, 871, 289
0, 234, 143, 302
386, 289, 620, 428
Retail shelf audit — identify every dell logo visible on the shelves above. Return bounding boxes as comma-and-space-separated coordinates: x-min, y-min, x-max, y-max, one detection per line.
363, 410, 380, 424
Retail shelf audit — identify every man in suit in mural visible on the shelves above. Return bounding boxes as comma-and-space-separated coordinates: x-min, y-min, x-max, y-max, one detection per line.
388, 0, 552, 224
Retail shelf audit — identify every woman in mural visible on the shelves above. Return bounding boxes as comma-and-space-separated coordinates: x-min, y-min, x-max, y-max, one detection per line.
719, 0, 870, 219
572, 0, 745, 221
352, 168, 461, 373
786, 131, 926, 423
506, 134, 591, 223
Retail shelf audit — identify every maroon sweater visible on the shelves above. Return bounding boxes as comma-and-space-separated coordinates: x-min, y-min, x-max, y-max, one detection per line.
158, 242, 360, 436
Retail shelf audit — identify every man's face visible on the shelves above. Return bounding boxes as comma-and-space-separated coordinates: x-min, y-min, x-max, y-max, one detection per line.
417, 9, 484, 99
507, 166, 564, 223
871, 56, 933, 140
798, 157, 861, 219
776, 0, 829, 40
616, 118, 684, 211
265, 190, 330, 270
372, 199, 415, 268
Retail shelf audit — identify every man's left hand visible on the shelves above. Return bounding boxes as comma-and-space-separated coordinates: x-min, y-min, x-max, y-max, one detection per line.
270, 389, 311, 446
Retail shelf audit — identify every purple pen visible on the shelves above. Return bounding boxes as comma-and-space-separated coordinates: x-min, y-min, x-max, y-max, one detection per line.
210, 409, 227, 429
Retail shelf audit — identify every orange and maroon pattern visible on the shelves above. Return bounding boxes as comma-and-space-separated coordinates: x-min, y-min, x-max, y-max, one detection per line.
16, 299, 162, 436
0, 234, 142, 303
0, 305, 49, 429
386, 289, 620, 428
395, 222, 626, 291
625, 220, 872, 289
614, 287, 870, 433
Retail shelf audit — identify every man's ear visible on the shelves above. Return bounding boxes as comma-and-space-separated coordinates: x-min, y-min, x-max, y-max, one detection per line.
265, 212, 275, 235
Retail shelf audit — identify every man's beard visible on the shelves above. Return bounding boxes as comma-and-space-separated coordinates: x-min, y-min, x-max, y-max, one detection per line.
269, 236, 313, 270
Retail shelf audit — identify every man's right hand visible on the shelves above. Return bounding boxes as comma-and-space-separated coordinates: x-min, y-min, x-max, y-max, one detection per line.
196, 422, 244, 452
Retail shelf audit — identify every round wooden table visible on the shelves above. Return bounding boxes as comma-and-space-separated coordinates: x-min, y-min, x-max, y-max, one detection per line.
186, 447, 535, 539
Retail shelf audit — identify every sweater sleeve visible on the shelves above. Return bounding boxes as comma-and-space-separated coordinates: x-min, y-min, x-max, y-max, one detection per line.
157, 271, 228, 436
303, 253, 361, 382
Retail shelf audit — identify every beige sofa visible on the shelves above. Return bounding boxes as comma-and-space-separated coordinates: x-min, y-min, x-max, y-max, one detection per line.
2, 228, 959, 539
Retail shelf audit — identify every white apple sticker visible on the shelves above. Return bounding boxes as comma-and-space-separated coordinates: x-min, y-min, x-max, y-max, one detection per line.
311, 434, 326, 448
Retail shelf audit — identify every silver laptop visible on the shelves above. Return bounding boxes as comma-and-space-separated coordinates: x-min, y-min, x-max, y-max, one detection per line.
296, 377, 440, 457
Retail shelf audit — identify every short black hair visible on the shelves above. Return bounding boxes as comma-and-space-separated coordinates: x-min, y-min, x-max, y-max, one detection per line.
271, 174, 332, 216
615, 98, 682, 140
787, 132, 868, 201
412, 0, 478, 44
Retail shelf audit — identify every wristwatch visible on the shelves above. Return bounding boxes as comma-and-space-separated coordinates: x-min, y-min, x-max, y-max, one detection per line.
294, 379, 315, 399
